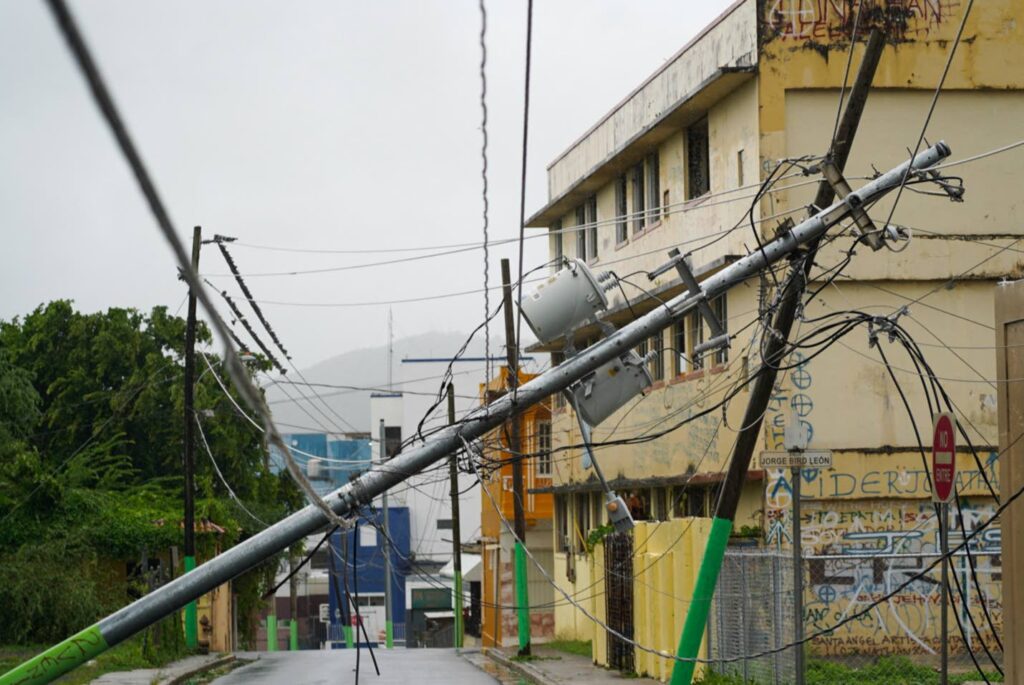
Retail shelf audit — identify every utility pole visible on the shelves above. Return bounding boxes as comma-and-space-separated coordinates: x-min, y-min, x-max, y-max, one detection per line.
669, 29, 885, 685
447, 383, 464, 649
500, 258, 530, 656
183, 225, 201, 650
3, 141, 950, 685
379, 419, 394, 649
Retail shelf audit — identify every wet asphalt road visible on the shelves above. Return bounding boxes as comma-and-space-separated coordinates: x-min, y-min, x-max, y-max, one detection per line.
213, 650, 503, 685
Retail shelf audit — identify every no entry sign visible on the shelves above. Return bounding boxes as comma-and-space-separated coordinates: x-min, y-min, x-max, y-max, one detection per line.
931, 412, 957, 503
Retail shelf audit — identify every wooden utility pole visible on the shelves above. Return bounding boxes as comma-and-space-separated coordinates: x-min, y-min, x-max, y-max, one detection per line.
500, 258, 530, 656
447, 383, 464, 648
670, 29, 885, 685
183, 225, 201, 649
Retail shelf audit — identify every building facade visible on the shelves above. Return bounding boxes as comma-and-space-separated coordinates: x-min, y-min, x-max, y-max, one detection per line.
478, 367, 556, 647
526, 0, 1023, 673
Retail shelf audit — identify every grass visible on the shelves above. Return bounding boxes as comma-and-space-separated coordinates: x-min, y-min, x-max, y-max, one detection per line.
0, 633, 192, 685
545, 639, 592, 659
693, 656, 1003, 685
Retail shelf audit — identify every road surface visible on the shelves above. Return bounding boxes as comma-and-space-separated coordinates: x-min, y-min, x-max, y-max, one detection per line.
212, 650, 505, 685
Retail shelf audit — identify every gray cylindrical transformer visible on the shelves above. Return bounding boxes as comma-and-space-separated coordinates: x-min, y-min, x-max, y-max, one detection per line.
519, 259, 609, 344
572, 351, 653, 426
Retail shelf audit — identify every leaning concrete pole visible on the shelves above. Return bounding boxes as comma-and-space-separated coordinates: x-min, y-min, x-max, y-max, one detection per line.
0, 144, 949, 685
668, 29, 886, 685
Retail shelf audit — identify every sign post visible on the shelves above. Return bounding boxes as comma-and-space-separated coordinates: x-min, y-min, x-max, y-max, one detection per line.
932, 412, 957, 685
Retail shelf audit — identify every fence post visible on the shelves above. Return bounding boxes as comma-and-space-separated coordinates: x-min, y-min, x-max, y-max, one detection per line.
740, 559, 749, 683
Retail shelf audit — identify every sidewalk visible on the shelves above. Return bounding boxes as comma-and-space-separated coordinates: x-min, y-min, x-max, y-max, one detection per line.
91, 653, 235, 685
485, 646, 661, 685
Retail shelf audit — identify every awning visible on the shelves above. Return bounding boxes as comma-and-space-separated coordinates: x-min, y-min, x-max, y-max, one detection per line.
438, 553, 482, 584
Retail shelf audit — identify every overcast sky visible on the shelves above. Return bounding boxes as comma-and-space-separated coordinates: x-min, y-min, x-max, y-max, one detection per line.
1, 0, 734, 369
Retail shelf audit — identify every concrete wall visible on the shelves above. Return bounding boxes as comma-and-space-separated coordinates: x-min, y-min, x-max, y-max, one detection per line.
546, 0, 756, 200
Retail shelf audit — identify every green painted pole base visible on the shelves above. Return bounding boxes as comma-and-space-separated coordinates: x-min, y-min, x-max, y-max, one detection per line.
343, 624, 354, 649
266, 615, 278, 652
514, 541, 530, 655
669, 517, 733, 685
289, 620, 299, 651
0, 624, 108, 685
453, 571, 464, 649
385, 621, 394, 649
183, 556, 198, 649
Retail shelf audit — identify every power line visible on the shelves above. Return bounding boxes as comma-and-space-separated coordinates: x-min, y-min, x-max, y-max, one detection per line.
479, 0, 493, 411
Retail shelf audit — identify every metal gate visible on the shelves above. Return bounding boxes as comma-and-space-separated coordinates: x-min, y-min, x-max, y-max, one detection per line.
604, 531, 635, 673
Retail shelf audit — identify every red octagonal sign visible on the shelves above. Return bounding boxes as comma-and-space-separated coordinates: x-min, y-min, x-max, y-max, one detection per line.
931, 412, 957, 503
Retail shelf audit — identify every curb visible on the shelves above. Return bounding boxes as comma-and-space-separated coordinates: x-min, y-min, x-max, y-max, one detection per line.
483, 648, 555, 685
159, 654, 237, 685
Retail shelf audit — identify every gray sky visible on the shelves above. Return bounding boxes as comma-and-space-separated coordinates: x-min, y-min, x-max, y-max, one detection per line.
1, 0, 734, 368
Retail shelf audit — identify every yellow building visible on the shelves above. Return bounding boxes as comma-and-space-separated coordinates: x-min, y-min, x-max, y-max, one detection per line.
478, 367, 556, 647
525, 0, 1022, 676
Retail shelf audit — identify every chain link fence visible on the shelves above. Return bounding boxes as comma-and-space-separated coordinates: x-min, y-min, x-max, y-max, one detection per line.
707, 549, 796, 684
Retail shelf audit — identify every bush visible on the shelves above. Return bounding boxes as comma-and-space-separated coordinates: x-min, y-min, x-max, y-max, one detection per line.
0, 546, 112, 644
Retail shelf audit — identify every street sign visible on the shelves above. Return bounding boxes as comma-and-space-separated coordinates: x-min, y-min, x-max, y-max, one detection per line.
760, 450, 833, 469
932, 412, 957, 503
319, 603, 330, 624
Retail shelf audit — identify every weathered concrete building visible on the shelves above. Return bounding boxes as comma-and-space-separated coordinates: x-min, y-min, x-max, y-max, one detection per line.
525, 0, 1023, 677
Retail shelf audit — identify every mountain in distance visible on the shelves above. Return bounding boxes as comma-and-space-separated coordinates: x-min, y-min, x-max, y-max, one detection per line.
264, 330, 492, 435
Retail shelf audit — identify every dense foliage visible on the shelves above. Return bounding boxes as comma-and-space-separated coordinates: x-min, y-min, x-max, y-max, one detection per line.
0, 301, 301, 645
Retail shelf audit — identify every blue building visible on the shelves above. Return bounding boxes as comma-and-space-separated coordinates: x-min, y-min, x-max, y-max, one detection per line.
269, 432, 372, 497
327, 506, 410, 647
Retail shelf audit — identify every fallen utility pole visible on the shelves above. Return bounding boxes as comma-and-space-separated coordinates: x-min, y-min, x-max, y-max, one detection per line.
447, 383, 464, 649
1, 142, 949, 685
182, 225, 201, 649
501, 258, 531, 656
669, 28, 886, 685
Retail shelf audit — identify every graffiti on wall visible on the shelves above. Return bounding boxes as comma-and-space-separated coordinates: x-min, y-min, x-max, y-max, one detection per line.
765, 490, 1002, 656
765, 0, 961, 42
764, 450, 999, 504
766, 351, 814, 451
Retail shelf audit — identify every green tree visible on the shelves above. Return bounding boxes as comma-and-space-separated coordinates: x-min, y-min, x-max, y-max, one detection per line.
0, 300, 301, 645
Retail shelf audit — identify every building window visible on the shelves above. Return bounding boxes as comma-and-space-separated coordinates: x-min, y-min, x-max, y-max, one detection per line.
536, 421, 552, 476
437, 518, 453, 530
631, 162, 645, 234
591, 492, 604, 529
552, 352, 565, 408
687, 118, 710, 199
636, 337, 648, 361
649, 333, 664, 381
646, 153, 661, 221
615, 175, 628, 244
574, 492, 591, 552
687, 312, 704, 371
552, 220, 563, 268
653, 487, 668, 521
673, 320, 687, 376
737, 149, 745, 187
556, 494, 570, 552
713, 295, 728, 365
586, 195, 598, 260
575, 205, 587, 259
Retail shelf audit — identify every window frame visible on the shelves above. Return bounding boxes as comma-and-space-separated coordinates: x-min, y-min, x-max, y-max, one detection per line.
649, 333, 664, 381
713, 295, 728, 365
536, 421, 552, 476
631, 162, 646, 235
686, 118, 711, 200
585, 195, 598, 261
646, 153, 661, 222
673, 320, 687, 376
575, 204, 587, 259
615, 174, 628, 244
552, 220, 563, 267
